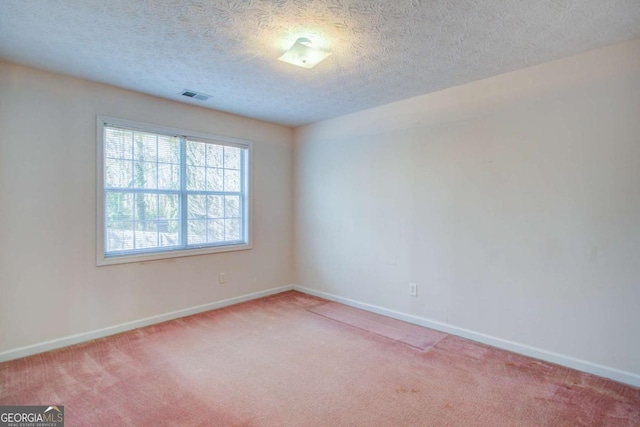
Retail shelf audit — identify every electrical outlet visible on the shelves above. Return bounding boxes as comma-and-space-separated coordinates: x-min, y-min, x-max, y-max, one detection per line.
409, 282, 417, 297
218, 273, 227, 284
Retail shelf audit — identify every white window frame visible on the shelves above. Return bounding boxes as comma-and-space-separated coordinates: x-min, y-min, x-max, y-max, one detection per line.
96, 115, 252, 266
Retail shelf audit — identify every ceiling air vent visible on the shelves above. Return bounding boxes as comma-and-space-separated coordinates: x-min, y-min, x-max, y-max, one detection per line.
180, 89, 210, 101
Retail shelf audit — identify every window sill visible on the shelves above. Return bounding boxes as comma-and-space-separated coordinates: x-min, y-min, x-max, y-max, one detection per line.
96, 242, 252, 266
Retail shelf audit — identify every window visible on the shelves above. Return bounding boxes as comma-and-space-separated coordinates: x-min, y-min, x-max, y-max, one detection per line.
97, 116, 251, 265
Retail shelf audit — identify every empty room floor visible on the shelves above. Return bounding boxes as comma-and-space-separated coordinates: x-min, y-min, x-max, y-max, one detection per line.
1, 291, 639, 426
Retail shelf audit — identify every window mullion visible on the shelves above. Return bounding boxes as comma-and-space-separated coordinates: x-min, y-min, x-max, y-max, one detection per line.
179, 136, 188, 248
240, 149, 246, 241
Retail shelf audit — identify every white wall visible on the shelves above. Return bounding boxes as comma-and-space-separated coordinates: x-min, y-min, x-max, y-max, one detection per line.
0, 62, 293, 353
294, 39, 640, 377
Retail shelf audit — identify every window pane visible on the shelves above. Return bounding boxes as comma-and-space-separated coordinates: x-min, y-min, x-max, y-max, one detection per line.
105, 222, 135, 252
225, 218, 241, 241
208, 195, 224, 218
134, 221, 158, 249
206, 144, 224, 168
158, 163, 180, 190
207, 219, 225, 242
224, 169, 240, 192
133, 161, 157, 189
158, 135, 179, 164
158, 194, 179, 220
133, 132, 158, 162
105, 192, 133, 221
105, 128, 133, 160
187, 195, 206, 219
187, 166, 206, 190
135, 193, 158, 221
224, 146, 241, 169
187, 219, 206, 245
186, 140, 206, 166
105, 158, 133, 188
206, 168, 223, 191
225, 195, 240, 218
158, 220, 179, 247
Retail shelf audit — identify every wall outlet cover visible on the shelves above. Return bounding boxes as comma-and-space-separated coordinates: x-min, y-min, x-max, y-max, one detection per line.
409, 282, 417, 296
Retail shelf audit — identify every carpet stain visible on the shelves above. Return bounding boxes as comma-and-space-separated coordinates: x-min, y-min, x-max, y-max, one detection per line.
395, 387, 420, 394
307, 302, 447, 351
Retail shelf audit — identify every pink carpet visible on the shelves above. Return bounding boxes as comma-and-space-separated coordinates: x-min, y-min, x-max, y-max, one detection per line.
1, 291, 639, 426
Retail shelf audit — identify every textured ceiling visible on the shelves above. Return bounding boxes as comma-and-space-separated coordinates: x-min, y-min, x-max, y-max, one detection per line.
1, 1, 640, 127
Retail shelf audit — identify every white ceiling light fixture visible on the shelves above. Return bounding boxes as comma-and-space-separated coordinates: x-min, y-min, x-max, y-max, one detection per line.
278, 38, 332, 69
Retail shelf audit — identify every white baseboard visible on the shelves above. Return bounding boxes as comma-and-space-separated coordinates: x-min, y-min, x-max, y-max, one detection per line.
293, 285, 640, 388
0, 285, 293, 363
